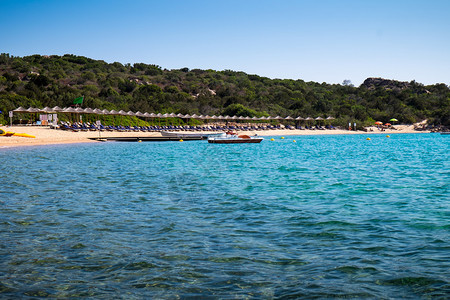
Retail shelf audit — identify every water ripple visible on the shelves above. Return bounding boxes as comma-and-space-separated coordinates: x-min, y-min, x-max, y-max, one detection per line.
0, 134, 449, 298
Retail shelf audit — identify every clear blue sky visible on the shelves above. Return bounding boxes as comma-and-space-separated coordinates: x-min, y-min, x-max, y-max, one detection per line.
1, 0, 449, 86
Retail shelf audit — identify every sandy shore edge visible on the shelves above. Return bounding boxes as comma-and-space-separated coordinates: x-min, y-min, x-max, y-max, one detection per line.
0, 125, 431, 148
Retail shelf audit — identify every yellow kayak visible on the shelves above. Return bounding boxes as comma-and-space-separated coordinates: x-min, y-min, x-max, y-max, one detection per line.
0, 128, 35, 138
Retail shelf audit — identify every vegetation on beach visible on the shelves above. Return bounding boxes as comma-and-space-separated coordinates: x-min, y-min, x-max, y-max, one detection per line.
0, 53, 448, 127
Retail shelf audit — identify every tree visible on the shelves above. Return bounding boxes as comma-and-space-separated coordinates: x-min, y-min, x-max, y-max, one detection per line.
222, 103, 260, 117
342, 79, 354, 87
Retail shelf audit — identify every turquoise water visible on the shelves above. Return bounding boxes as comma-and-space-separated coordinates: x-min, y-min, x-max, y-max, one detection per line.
1, 133, 449, 298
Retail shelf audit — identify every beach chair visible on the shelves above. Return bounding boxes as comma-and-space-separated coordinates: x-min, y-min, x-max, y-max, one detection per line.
60, 123, 79, 132
72, 123, 87, 131
88, 123, 98, 131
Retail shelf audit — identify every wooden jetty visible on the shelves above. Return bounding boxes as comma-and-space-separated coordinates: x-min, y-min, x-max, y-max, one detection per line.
89, 136, 203, 142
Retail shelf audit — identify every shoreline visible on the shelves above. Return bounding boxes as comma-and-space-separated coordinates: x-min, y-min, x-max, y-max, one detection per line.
0, 125, 432, 148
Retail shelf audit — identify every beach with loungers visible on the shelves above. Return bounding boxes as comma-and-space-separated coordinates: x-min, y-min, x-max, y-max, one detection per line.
0, 123, 431, 148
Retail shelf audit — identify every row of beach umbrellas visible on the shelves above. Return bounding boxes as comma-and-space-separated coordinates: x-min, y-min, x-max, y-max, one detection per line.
12, 106, 336, 121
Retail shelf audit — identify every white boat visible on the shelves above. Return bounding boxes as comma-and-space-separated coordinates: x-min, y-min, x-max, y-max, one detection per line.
161, 131, 226, 139
208, 134, 264, 144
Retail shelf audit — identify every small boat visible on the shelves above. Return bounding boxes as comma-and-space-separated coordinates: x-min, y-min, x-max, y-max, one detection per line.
208, 134, 264, 144
161, 131, 225, 139
0, 128, 35, 138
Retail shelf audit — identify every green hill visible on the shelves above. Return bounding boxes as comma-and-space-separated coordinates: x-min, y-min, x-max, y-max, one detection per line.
0, 53, 448, 127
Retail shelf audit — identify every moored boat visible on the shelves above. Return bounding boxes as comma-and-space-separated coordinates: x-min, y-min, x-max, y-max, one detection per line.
208, 134, 263, 144
0, 128, 35, 138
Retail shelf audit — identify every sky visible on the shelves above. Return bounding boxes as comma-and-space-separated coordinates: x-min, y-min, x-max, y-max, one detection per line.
1, 0, 449, 86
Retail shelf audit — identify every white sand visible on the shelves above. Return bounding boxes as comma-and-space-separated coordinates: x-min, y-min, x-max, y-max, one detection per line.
0, 125, 430, 148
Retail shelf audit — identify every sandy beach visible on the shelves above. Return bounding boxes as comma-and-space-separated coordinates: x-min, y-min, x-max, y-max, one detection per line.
0, 124, 431, 148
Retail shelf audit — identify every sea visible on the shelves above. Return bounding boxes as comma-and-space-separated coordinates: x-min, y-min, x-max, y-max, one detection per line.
1, 133, 449, 299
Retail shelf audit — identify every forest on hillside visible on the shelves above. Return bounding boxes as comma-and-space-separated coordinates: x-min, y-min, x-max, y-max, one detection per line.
0, 53, 448, 127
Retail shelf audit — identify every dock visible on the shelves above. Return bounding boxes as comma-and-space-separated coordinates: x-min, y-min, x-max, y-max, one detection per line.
88, 136, 203, 142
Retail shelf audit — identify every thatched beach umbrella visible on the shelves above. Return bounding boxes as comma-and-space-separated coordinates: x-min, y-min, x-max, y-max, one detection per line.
108, 109, 121, 116
72, 107, 85, 122
116, 110, 127, 125
294, 116, 304, 127
26, 107, 40, 113
61, 107, 76, 123
126, 111, 136, 125
39, 107, 56, 113
27, 107, 41, 124
13, 106, 28, 113
315, 116, 325, 127
11, 107, 31, 124
140, 112, 150, 123
304, 117, 314, 128
91, 108, 104, 123
168, 113, 179, 125
161, 113, 170, 125
112, 110, 125, 125
81, 108, 95, 123
83, 108, 94, 114
283, 116, 293, 127
326, 116, 335, 127
107, 110, 120, 124
12, 107, 28, 118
